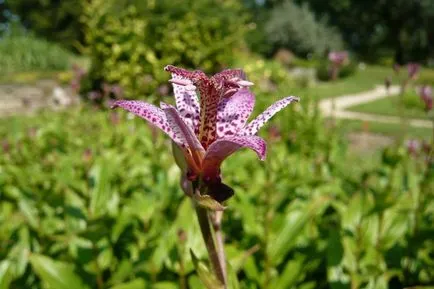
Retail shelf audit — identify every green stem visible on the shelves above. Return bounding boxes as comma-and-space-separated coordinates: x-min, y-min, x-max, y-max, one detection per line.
195, 204, 227, 287
212, 211, 227, 285
262, 178, 273, 289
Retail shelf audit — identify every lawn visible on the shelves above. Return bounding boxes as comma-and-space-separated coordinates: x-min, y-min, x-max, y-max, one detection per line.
309, 65, 434, 100
347, 93, 430, 120
309, 65, 392, 99
337, 118, 432, 140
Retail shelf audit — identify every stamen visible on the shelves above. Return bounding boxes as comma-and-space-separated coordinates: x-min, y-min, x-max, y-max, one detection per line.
237, 80, 254, 87
169, 78, 193, 86
223, 88, 238, 98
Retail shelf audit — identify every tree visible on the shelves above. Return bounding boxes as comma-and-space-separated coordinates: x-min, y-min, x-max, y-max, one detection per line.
7, 0, 84, 52
244, 0, 434, 63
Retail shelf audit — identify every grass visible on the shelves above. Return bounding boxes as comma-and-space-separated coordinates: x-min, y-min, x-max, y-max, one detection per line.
308, 65, 434, 100
347, 91, 429, 120
0, 34, 73, 74
309, 65, 393, 99
337, 118, 432, 140
0, 33, 89, 84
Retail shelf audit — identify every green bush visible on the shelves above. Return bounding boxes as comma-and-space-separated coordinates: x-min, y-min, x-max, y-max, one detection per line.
81, 0, 248, 100
265, 1, 344, 57
1, 88, 433, 288
316, 60, 358, 81
0, 33, 72, 74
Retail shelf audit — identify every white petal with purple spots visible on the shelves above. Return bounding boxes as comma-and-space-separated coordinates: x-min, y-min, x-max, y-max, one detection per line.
242, 96, 299, 136
169, 73, 201, 134
216, 89, 255, 138
112, 100, 188, 148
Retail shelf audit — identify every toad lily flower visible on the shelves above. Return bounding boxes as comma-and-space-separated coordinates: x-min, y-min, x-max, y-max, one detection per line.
112, 65, 299, 206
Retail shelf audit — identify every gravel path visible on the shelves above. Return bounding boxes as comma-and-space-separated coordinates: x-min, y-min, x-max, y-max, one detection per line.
319, 85, 432, 128
0, 81, 77, 118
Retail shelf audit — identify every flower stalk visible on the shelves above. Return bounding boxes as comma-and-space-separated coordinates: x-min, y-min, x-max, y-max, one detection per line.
194, 181, 227, 287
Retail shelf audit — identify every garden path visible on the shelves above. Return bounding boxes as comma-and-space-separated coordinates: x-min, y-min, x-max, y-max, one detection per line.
0, 81, 77, 118
319, 85, 432, 128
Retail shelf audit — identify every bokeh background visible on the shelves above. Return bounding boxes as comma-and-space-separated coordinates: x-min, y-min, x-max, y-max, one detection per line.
0, 1, 433, 289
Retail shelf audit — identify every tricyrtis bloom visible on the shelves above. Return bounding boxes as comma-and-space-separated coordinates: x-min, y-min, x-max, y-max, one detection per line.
112, 65, 299, 204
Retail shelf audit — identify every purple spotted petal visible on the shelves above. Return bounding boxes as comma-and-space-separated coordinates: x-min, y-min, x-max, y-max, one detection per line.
168, 73, 201, 134
165, 65, 206, 82
202, 135, 267, 180
160, 102, 204, 152
216, 89, 255, 138
165, 65, 218, 148
112, 100, 187, 148
212, 68, 246, 81
242, 96, 299, 136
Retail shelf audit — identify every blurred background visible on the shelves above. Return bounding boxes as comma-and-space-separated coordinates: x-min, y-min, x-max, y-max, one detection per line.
0, 0, 433, 289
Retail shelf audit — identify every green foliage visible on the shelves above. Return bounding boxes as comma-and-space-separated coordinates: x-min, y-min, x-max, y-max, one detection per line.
81, 0, 248, 100
294, 0, 434, 62
1, 83, 433, 288
0, 33, 73, 74
317, 60, 358, 81
265, 1, 344, 57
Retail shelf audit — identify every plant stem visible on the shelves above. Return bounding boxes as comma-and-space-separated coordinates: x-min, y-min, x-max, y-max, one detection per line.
211, 211, 227, 285
195, 203, 227, 288
262, 180, 273, 289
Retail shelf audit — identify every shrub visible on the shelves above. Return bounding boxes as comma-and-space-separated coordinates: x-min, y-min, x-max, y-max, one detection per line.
402, 90, 426, 110
7, 0, 84, 52
265, 1, 344, 57
81, 0, 248, 101
316, 59, 357, 81
1, 100, 432, 289
0, 33, 72, 74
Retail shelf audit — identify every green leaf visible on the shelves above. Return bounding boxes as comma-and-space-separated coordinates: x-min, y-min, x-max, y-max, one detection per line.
270, 258, 304, 288
327, 229, 350, 289
18, 199, 39, 229
109, 279, 146, 289
172, 141, 187, 172
188, 275, 206, 289
268, 197, 328, 266
89, 155, 117, 218
29, 254, 90, 289
108, 259, 133, 285
227, 262, 240, 289
152, 282, 178, 289
190, 249, 224, 289
0, 261, 13, 289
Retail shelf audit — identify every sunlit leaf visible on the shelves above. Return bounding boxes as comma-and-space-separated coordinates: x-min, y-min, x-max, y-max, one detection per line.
109, 279, 146, 289
29, 254, 90, 289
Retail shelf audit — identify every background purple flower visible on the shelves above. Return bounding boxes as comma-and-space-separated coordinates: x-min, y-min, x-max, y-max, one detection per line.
407, 63, 420, 79
419, 85, 433, 112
